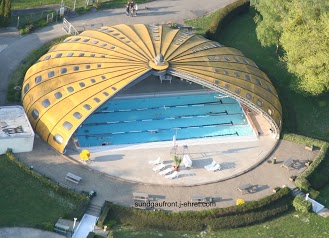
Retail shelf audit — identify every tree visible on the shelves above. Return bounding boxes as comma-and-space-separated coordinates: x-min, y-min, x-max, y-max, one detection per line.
252, 0, 329, 95
0, 0, 11, 27
251, 0, 290, 54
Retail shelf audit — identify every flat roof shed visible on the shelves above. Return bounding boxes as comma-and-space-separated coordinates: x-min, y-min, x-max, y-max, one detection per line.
0, 105, 35, 154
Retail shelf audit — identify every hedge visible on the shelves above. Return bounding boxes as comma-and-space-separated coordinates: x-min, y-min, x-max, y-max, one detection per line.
104, 187, 292, 231
5, 149, 90, 220
293, 195, 312, 213
97, 201, 112, 227
205, 0, 250, 40
283, 134, 329, 191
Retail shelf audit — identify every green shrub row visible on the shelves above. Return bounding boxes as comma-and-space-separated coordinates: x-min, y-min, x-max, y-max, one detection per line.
293, 195, 312, 213
205, 0, 250, 40
283, 134, 329, 191
97, 201, 112, 227
5, 149, 90, 220
104, 187, 292, 231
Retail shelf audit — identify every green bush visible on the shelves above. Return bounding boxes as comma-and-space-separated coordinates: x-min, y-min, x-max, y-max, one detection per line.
205, 0, 250, 40
293, 195, 312, 213
87, 232, 95, 238
103, 187, 292, 231
295, 177, 311, 192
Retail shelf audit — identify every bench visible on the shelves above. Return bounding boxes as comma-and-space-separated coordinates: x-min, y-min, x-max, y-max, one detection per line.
281, 158, 294, 170
133, 192, 150, 201
237, 183, 254, 194
65, 172, 82, 184
191, 195, 213, 203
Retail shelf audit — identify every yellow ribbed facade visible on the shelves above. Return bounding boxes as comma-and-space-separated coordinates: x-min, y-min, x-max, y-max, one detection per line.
22, 24, 282, 153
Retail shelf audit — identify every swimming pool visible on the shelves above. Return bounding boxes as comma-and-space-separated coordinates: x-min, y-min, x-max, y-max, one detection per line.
75, 92, 255, 147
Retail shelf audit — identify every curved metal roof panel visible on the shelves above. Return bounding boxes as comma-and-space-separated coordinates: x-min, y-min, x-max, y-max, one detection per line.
22, 24, 282, 153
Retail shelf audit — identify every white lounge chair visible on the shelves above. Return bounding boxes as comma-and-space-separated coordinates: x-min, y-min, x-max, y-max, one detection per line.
204, 161, 216, 170
159, 168, 173, 176
182, 154, 192, 168
149, 157, 162, 165
153, 163, 165, 172
165, 171, 178, 179
207, 163, 221, 172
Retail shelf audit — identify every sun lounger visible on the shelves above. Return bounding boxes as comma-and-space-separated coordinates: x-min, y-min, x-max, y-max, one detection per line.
149, 157, 162, 165
165, 171, 178, 179
159, 168, 173, 176
204, 161, 216, 170
153, 163, 165, 172
207, 163, 221, 172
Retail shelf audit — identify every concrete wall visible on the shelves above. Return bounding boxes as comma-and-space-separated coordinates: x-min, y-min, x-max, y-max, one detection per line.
0, 136, 34, 154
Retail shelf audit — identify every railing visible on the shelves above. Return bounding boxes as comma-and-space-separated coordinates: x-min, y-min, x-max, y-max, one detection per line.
63, 18, 79, 35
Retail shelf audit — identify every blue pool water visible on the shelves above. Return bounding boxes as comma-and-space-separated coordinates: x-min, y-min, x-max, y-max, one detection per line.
75, 93, 254, 147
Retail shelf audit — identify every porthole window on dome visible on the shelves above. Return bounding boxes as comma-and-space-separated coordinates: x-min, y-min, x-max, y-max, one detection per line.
83, 104, 91, 110
224, 56, 231, 62
103, 92, 109, 96
255, 78, 262, 86
67, 86, 74, 93
55, 53, 62, 58
67, 52, 74, 57
268, 109, 273, 115
44, 55, 51, 60
245, 74, 251, 81
246, 93, 252, 100
90, 54, 95, 57
234, 72, 240, 77
224, 84, 230, 89
266, 85, 272, 93
90, 79, 96, 83
235, 88, 241, 94
79, 82, 85, 87
73, 38, 81, 42
243, 59, 250, 64
53, 134, 63, 144
256, 99, 263, 107
54, 92, 62, 99
101, 43, 107, 47
92, 41, 99, 44
61, 68, 67, 74
101, 55, 105, 58
112, 87, 117, 91
86, 65, 90, 69
42, 99, 50, 108
94, 98, 101, 103
24, 83, 30, 93
35, 76, 42, 83
82, 39, 90, 42
101, 76, 106, 80
97, 64, 101, 68
74, 66, 79, 71
63, 121, 73, 130
73, 112, 82, 119
31, 109, 39, 120
48, 71, 55, 78
223, 70, 229, 75
110, 46, 115, 49
79, 53, 85, 57
233, 57, 240, 62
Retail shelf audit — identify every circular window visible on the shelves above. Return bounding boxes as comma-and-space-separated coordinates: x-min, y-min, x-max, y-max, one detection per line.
256, 99, 263, 107
235, 88, 241, 94
246, 93, 252, 100
268, 109, 272, 115
35, 76, 42, 84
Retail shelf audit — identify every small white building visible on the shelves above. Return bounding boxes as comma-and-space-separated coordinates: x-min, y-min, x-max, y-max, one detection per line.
0, 105, 34, 154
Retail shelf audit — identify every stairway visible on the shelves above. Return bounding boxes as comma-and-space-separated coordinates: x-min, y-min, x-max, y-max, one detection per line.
291, 187, 306, 198
86, 203, 102, 217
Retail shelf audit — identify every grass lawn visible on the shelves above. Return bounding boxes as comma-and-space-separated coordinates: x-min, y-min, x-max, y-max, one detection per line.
186, 9, 329, 142
0, 155, 86, 229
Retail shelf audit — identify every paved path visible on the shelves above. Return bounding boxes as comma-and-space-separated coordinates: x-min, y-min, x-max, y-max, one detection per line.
0, 0, 236, 106
18, 137, 318, 211
0, 227, 63, 238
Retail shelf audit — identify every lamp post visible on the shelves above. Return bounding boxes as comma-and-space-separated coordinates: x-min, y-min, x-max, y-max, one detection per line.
73, 217, 77, 230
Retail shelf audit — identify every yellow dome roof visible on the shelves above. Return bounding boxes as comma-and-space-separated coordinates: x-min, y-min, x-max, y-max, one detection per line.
22, 24, 282, 153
